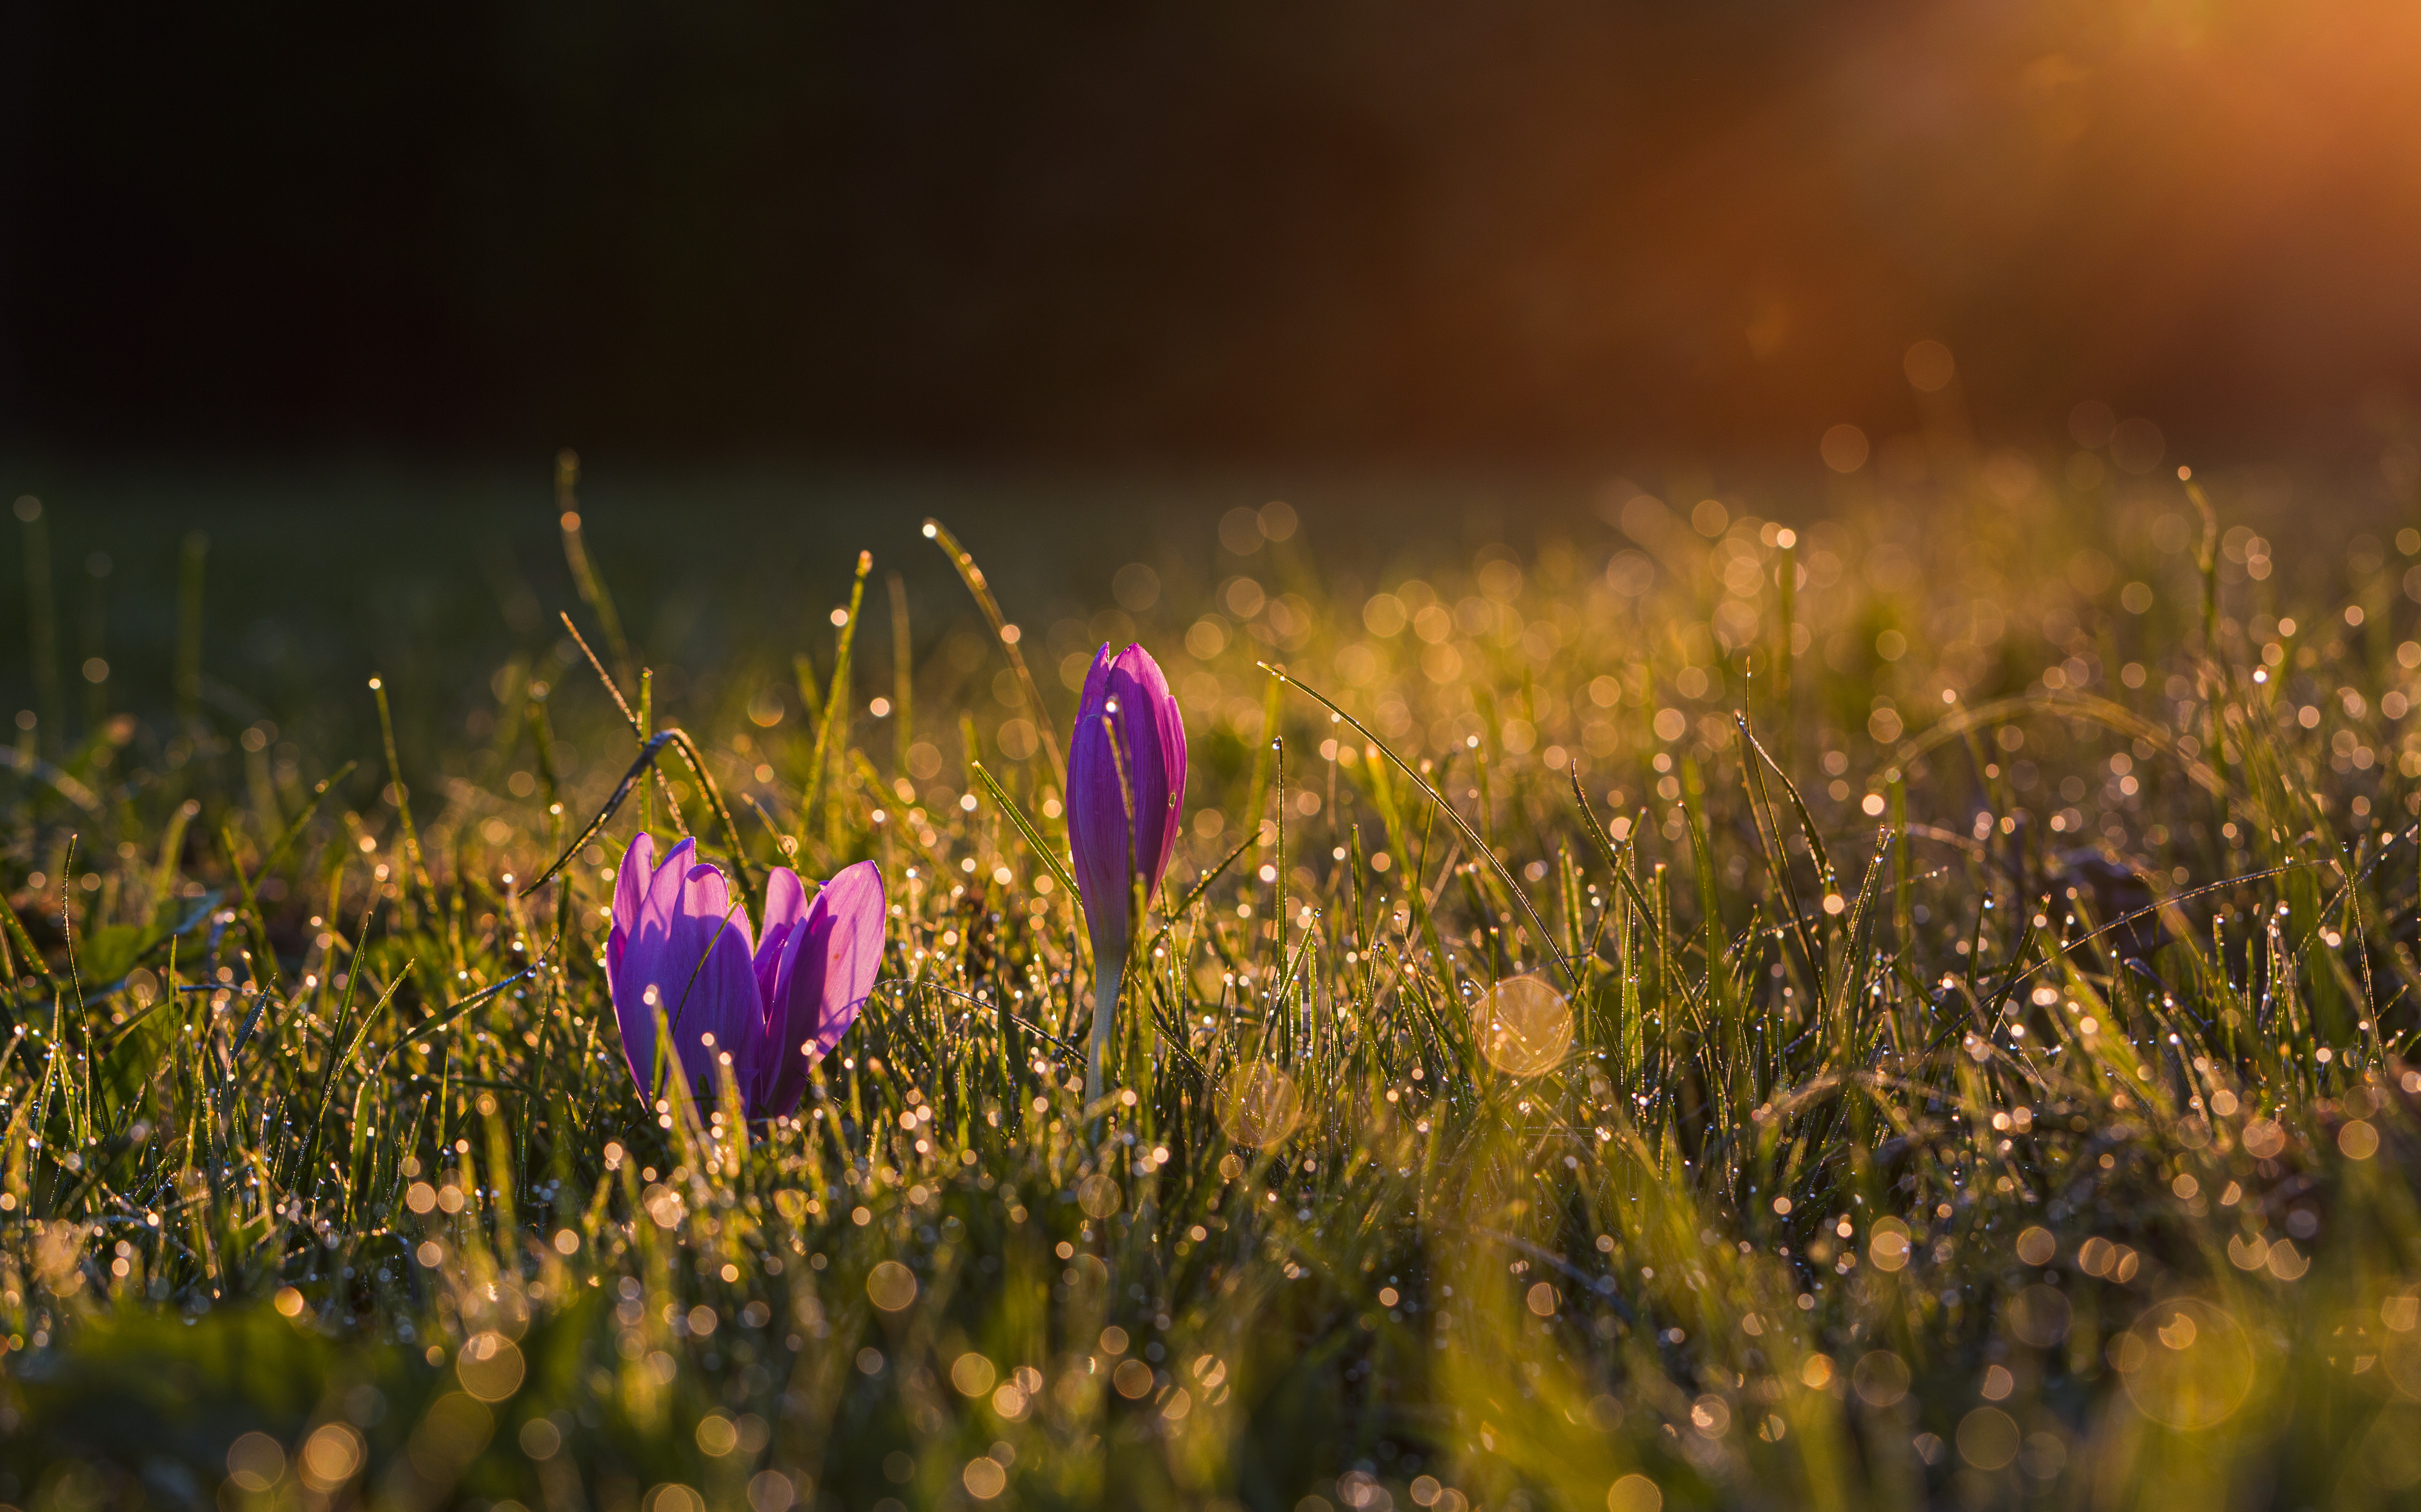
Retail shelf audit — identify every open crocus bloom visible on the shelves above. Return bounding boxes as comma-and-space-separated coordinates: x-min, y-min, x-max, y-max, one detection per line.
607, 834, 884, 1119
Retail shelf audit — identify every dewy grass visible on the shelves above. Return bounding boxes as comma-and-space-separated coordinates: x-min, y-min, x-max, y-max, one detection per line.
3, 478, 2421, 1512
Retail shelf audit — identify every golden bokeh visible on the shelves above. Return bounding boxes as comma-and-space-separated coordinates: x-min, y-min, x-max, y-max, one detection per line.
1217, 1061, 1305, 1147
1851, 1351, 1910, 1407
456, 1331, 526, 1403
2016, 1226, 2057, 1266
2119, 1297, 2256, 1430
297, 1424, 365, 1491
1474, 975, 1573, 1078
1606, 1474, 1662, 1512
2340, 1120, 2381, 1160
866, 1260, 919, 1313
963, 1456, 1009, 1499
224, 1432, 285, 1493
1957, 1407, 2020, 1470
1077, 1173, 1123, 1219
1867, 1217, 1911, 1272
693, 1415, 738, 1457
951, 1352, 998, 1397
1113, 1359, 1156, 1399
2007, 1284, 2074, 1349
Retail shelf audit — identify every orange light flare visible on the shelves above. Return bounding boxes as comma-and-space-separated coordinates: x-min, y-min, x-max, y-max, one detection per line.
1387, 0, 2421, 450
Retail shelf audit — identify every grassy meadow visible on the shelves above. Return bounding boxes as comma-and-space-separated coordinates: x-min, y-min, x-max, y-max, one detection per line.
2, 459, 2421, 1512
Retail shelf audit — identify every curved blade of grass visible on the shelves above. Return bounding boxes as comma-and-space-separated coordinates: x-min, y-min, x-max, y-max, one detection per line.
257, 760, 358, 877
516, 730, 677, 896
561, 610, 692, 841
1145, 830, 1257, 964
1261, 662, 1576, 990
1735, 715, 1827, 1001
925, 519, 1065, 793
375, 963, 541, 1070
800, 550, 872, 851
513, 727, 753, 901
969, 758, 1078, 900
1566, 769, 1661, 939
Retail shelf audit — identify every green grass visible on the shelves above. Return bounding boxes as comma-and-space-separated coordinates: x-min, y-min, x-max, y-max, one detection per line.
3, 472, 2421, 1512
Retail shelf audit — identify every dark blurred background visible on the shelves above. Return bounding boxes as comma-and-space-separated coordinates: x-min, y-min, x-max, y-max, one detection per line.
2, 0, 2419, 761
5, 0, 2419, 466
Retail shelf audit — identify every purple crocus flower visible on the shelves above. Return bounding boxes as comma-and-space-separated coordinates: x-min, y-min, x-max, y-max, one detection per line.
608, 834, 884, 1120
1065, 642, 1186, 1099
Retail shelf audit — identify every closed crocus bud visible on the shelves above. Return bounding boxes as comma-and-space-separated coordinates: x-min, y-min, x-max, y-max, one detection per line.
1066, 643, 1186, 1101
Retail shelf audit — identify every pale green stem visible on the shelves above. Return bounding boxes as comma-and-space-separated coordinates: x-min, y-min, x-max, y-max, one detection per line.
1086, 944, 1124, 1106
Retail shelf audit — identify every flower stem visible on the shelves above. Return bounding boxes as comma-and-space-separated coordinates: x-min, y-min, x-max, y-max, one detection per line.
1086, 948, 1123, 1105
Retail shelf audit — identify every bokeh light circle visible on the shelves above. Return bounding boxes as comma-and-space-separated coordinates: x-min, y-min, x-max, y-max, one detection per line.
456, 1330, 526, 1402
2120, 1296, 2255, 1430
1606, 1474, 1661, 1512
1820, 423, 1870, 473
867, 1260, 920, 1313
2007, 1284, 2073, 1347
1851, 1350, 1910, 1407
1217, 1061, 1304, 1147
1904, 340, 1956, 392
1957, 1407, 2019, 1469
1077, 1173, 1123, 1219
1474, 975, 1573, 1078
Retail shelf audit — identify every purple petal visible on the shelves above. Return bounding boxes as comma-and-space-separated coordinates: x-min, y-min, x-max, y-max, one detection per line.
662, 862, 761, 1097
1064, 643, 1186, 963
607, 834, 686, 1097
754, 860, 886, 1118
607, 835, 764, 1104
753, 866, 809, 1010
608, 830, 655, 979
748, 867, 809, 1106
1111, 643, 1187, 899
804, 861, 886, 1056
1066, 647, 1130, 960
